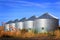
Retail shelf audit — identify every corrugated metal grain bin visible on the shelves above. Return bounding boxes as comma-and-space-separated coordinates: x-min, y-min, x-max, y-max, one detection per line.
24, 16, 37, 31
9, 20, 15, 31
34, 13, 59, 33
15, 18, 26, 30
4, 22, 9, 31
14, 19, 19, 29
4, 24, 9, 31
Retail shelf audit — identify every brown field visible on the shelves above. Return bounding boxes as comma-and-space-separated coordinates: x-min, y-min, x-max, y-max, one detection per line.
0, 26, 60, 40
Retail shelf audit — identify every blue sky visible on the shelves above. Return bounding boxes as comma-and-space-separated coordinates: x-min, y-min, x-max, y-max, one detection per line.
0, 0, 60, 25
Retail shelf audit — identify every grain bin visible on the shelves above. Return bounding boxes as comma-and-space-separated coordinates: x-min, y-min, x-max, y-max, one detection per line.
34, 13, 59, 33
9, 20, 15, 31
15, 18, 26, 30
4, 21, 10, 31
14, 19, 19, 29
24, 16, 37, 31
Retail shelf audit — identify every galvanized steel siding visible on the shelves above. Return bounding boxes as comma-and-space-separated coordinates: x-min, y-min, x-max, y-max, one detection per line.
9, 23, 15, 31
15, 22, 23, 30
34, 19, 59, 33
4, 24, 9, 31
24, 21, 33, 29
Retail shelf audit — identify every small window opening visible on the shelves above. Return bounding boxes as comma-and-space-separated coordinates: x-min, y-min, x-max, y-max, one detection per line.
42, 27, 44, 30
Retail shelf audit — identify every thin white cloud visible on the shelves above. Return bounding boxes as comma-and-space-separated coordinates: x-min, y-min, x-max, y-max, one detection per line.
0, 0, 60, 8
55, 2, 60, 7
17, 1, 43, 6
4, 1, 45, 8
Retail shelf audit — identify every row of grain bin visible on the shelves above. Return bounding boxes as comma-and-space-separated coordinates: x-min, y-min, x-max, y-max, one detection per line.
4, 13, 59, 33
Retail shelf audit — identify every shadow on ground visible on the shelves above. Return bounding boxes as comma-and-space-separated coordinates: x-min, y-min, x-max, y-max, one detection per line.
0, 35, 60, 40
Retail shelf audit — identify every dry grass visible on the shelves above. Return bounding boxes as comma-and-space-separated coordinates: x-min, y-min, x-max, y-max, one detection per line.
54, 29, 60, 38
0, 26, 60, 39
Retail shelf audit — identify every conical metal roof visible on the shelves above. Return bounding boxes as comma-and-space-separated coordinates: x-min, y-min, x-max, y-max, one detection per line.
6, 20, 13, 24
19, 17, 27, 22
27, 15, 37, 21
39, 13, 58, 19
14, 19, 19, 22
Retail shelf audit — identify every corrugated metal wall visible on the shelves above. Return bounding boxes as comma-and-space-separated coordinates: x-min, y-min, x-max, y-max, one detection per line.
34, 19, 59, 33
4, 24, 9, 31
24, 21, 33, 30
